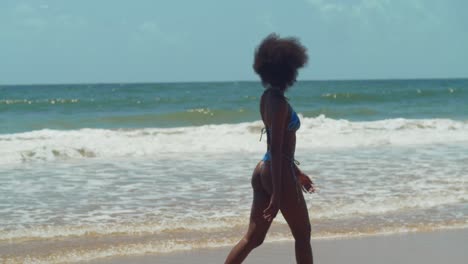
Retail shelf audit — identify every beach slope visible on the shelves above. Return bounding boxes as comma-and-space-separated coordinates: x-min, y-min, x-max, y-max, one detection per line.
89, 228, 467, 264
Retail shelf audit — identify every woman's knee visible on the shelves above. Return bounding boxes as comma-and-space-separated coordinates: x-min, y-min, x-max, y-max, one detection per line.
243, 233, 266, 249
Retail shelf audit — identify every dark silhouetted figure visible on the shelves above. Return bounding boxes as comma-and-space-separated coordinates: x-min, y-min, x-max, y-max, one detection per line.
225, 33, 315, 264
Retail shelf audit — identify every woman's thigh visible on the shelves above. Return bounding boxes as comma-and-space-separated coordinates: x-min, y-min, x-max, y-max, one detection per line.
248, 162, 273, 239
258, 161, 274, 195
280, 177, 311, 239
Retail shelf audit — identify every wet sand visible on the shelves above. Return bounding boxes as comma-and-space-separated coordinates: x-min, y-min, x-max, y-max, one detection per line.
89, 228, 467, 263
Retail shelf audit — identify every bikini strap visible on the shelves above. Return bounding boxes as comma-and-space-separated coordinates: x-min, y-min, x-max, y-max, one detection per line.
259, 127, 267, 141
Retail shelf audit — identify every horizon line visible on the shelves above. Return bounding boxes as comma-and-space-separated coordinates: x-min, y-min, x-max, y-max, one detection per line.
1, 76, 467, 87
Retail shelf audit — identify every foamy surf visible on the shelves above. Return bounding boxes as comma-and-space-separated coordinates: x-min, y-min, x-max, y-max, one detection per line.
1, 116, 467, 164
1, 139, 467, 262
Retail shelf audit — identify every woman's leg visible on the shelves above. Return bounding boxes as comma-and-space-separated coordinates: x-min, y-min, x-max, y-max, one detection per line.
225, 165, 272, 264
280, 185, 313, 264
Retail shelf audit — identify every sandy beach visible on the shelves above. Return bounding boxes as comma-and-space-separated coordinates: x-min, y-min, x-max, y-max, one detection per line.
88, 228, 467, 264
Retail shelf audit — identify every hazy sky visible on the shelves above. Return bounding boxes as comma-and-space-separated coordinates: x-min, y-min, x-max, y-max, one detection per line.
1, 0, 467, 84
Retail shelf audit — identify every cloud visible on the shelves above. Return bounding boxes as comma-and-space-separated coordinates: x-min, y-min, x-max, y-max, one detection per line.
134, 20, 186, 47
22, 17, 48, 30
12, 3, 36, 15
55, 14, 88, 28
139, 21, 161, 35
307, 0, 346, 13
306, 0, 391, 19
305, 0, 441, 30
126, 20, 186, 62
6, 3, 48, 31
2, 3, 87, 33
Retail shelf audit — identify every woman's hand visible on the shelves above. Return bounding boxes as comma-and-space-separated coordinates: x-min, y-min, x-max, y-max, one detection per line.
263, 195, 280, 222
298, 172, 316, 193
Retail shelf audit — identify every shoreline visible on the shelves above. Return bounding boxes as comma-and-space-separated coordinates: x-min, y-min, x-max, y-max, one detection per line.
88, 228, 468, 264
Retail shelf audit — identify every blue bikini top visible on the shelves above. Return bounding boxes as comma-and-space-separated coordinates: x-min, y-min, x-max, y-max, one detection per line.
262, 104, 300, 133
287, 104, 301, 131
260, 102, 300, 144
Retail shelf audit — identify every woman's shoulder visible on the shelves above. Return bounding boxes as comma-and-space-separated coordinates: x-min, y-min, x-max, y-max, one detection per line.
261, 90, 289, 121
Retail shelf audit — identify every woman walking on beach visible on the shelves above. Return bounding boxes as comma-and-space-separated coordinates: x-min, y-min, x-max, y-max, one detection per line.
225, 34, 315, 264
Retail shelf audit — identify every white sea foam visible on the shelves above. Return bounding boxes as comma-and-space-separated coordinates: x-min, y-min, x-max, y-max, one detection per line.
0, 116, 467, 261
0, 116, 467, 164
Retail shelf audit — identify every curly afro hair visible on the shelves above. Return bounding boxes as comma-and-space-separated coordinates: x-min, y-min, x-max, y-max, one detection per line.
253, 33, 308, 91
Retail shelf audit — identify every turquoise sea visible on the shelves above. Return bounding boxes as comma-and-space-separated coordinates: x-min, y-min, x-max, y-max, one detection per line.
1, 79, 467, 263
1, 79, 468, 134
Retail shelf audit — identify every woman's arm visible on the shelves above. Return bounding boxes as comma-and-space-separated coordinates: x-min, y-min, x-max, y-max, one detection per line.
263, 95, 288, 222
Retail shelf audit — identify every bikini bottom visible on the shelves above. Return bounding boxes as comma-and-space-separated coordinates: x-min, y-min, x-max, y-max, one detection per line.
261, 151, 301, 199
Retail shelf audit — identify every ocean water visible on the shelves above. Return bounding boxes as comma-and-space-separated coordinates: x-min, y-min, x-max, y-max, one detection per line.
0, 79, 467, 263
